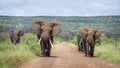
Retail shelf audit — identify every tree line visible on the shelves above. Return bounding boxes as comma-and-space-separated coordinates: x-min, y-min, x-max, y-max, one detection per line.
0, 15, 120, 41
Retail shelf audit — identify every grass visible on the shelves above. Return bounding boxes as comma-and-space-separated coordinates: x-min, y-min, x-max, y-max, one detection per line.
1, 34, 120, 68
0, 33, 40, 68
95, 44, 120, 64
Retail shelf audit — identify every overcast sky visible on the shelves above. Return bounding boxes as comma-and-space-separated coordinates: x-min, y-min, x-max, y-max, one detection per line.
0, 0, 120, 16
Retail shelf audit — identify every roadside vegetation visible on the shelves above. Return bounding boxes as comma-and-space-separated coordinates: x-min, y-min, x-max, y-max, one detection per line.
0, 16, 120, 67
0, 33, 40, 68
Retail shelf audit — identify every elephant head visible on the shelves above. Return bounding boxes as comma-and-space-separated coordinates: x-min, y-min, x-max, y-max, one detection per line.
8, 29, 24, 45
78, 28, 101, 57
31, 20, 60, 57
92, 29, 101, 40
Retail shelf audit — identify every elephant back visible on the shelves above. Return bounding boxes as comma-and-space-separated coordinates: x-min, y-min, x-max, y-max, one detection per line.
79, 28, 89, 39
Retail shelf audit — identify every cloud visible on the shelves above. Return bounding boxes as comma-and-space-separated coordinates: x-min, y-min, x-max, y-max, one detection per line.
0, 0, 120, 16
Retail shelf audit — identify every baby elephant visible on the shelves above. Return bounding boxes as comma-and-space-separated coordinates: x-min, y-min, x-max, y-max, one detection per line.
8, 29, 24, 45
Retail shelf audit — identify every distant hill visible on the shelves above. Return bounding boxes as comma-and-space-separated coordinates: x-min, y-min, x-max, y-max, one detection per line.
0, 15, 120, 40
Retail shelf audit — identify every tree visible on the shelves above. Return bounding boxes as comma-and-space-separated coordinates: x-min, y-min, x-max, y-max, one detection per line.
0, 24, 3, 32
104, 31, 113, 39
0, 24, 5, 42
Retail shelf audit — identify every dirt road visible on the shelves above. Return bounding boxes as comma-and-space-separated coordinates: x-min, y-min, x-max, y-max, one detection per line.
19, 43, 120, 68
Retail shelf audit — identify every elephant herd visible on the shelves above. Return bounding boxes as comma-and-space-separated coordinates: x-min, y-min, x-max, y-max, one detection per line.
8, 20, 101, 57
77, 28, 101, 57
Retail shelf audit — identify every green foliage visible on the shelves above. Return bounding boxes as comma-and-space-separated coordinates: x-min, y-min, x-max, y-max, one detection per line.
0, 16, 120, 41
0, 15, 120, 65
0, 34, 5, 43
65, 42, 77, 50
0, 24, 3, 32
57, 32, 72, 41
69, 37, 77, 45
95, 43, 120, 64
104, 31, 113, 39
0, 24, 5, 42
54, 37, 63, 44
0, 33, 40, 68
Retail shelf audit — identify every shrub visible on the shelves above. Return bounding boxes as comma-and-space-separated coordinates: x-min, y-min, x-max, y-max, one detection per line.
0, 33, 40, 68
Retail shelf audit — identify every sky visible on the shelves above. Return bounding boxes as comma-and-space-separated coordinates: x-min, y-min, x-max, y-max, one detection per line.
0, 0, 120, 16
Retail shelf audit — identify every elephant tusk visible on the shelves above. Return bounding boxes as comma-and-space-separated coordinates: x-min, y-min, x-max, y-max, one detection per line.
49, 39, 53, 47
38, 38, 42, 44
79, 38, 82, 45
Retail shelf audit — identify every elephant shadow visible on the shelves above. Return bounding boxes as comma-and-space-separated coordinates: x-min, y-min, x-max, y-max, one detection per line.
40, 55, 59, 58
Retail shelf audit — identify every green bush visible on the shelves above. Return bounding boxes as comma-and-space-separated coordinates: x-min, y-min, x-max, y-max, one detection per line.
0, 34, 5, 43
0, 33, 40, 68
95, 43, 120, 64
54, 37, 63, 44
69, 37, 77, 45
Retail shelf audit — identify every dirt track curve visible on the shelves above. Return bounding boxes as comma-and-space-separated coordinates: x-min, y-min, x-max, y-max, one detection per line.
19, 43, 120, 68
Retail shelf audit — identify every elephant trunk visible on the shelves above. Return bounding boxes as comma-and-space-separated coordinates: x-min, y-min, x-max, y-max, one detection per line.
38, 37, 53, 47
86, 38, 95, 46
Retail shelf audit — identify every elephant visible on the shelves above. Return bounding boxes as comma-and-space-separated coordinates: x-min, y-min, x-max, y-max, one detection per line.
77, 33, 84, 52
77, 28, 89, 53
8, 29, 24, 45
31, 20, 60, 57
77, 28, 101, 57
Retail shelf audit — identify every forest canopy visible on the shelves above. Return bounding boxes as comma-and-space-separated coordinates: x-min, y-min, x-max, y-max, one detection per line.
0, 16, 120, 41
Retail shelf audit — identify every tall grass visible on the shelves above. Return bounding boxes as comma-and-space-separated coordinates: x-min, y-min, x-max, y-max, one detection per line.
0, 33, 40, 68
95, 38, 120, 64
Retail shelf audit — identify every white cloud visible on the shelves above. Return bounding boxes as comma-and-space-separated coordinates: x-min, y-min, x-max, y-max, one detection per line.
0, 0, 120, 16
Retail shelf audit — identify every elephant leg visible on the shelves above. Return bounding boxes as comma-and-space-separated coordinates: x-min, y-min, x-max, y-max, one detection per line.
13, 38, 17, 45
18, 38, 20, 43
17, 38, 20, 43
78, 42, 81, 52
78, 45, 81, 52
86, 41, 90, 56
51, 36, 54, 43
84, 43, 87, 56
46, 44, 51, 57
46, 40, 51, 57
80, 43, 84, 52
10, 37, 14, 43
78, 37, 83, 52
40, 40, 46, 56
90, 45, 94, 57
79, 42, 83, 52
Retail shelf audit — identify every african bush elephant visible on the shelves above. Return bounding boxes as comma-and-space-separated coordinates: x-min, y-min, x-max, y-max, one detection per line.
77, 28, 89, 53
77, 28, 101, 57
31, 20, 60, 57
77, 34, 84, 52
8, 29, 24, 45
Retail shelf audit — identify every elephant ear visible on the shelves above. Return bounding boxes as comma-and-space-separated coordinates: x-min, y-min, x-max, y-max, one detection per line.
80, 28, 89, 39
31, 20, 43, 34
51, 23, 60, 36
95, 31, 101, 39
93, 29, 101, 39
18, 30, 24, 37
